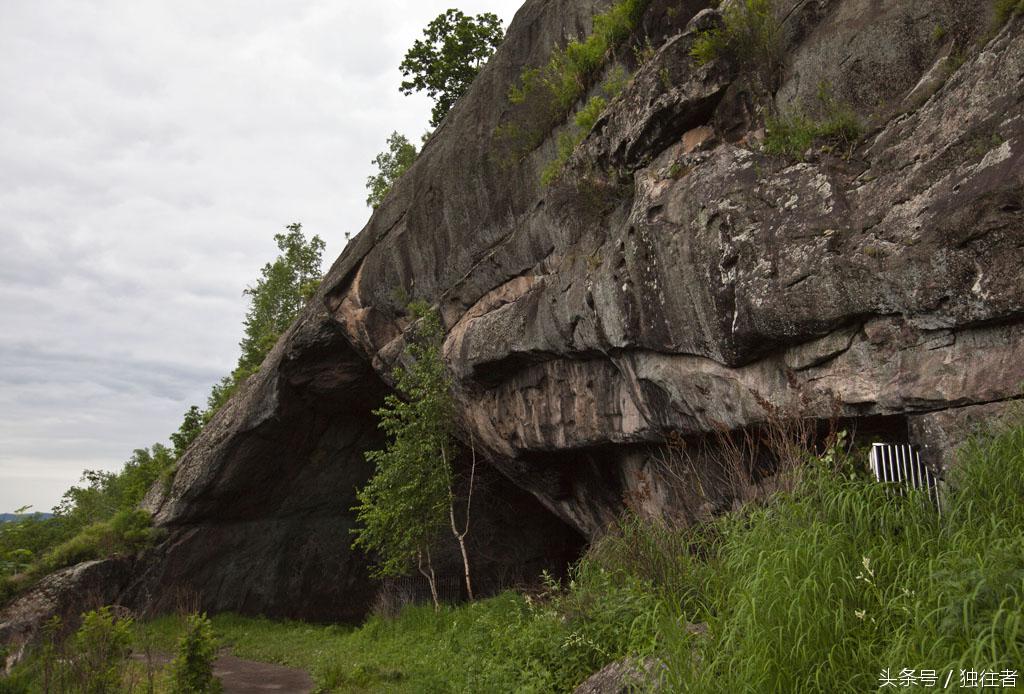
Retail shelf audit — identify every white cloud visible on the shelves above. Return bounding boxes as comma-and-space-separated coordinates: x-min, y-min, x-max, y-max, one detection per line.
0, 0, 525, 512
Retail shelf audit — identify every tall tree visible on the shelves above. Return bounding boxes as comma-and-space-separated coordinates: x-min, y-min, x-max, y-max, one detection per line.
206, 222, 325, 414
365, 132, 417, 209
237, 222, 325, 375
170, 406, 204, 459
351, 302, 476, 607
399, 9, 505, 127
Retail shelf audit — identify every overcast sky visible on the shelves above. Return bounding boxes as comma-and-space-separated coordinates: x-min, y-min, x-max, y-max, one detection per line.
0, 0, 524, 513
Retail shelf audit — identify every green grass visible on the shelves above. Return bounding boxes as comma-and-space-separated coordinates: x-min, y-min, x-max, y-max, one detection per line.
763, 100, 863, 160
995, 0, 1024, 25
659, 413, 1024, 691
496, 0, 647, 168
9, 412, 1021, 693
690, 0, 782, 92
509, 0, 647, 111
539, 67, 629, 185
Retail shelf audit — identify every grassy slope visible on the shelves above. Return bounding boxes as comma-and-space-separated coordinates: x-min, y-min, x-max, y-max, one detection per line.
123, 411, 1024, 694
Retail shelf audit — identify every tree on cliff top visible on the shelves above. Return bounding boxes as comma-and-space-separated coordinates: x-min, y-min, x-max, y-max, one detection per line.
206, 222, 325, 413
399, 9, 505, 127
365, 132, 417, 209
351, 302, 477, 608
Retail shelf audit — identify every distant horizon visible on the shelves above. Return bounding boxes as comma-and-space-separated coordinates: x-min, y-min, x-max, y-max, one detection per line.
0, 0, 525, 512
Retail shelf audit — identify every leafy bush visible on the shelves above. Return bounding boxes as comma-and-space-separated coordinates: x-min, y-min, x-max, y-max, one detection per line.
365, 132, 418, 209
691, 0, 782, 93
71, 607, 134, 694
763, 88, 862, 160
499, 0, 648, 165
41, 509, 158, 573
170, 613, 222, 694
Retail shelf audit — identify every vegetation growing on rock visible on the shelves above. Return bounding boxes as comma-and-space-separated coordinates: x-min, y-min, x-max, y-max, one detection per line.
352, 303, 477, 607
365, 132, 418, 209
399, 9, 505, 127
0, 224, 324, 606
496, 0, 650, 170
49, 412, 1016, 693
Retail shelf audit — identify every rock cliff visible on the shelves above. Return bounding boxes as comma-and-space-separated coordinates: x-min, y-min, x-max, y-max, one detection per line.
5, 0, 1023, 634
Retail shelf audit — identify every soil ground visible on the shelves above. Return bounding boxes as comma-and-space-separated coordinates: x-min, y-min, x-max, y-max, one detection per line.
131, 651, 314, 693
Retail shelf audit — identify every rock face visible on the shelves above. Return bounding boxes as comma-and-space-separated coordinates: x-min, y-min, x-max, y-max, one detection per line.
0, 558, 134, 674
6, 0, 1023, 638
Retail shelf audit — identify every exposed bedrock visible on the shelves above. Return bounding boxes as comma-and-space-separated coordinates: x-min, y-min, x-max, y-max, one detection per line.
160, 0, 1024, 601
5, 0, 1022, 639
327, 2, 1023, 534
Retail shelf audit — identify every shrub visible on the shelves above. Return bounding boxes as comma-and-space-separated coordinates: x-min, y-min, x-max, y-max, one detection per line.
691, 0, 782, 93
170, 613, 222, 694
499, 0, 649, 165
763, 87, 862, 160
41, 509, 158, 573
365, 132, 418, 209
70, 607, 134, 694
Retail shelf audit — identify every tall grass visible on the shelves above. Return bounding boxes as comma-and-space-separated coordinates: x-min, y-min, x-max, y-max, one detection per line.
31, 413, 1019, 693
659, 414, 1024, 691
494, 0, 648, 169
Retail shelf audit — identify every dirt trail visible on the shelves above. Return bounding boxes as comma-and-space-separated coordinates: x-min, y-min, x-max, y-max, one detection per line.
212, 654, 313, 693
132, 652, 314, 693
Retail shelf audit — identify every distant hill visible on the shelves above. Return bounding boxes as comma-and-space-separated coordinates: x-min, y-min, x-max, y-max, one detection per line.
0, 512, 53, 523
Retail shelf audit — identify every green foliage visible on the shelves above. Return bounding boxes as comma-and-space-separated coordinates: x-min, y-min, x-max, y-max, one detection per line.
14, 608, 136, 693
170, 405, 204, 459
238, 223, 324, 376
499, 0, 648, 165
170, 613, 223, 694
539, 68, 628, 185
55, 445, 175, 528
2, 447, 171, 603
656, 414, 1024, 691
399, 9, 505, 127
763, 86, 863, 160
206, 222, 325, 413
690, 0, 782, 92
365, 132, 418, 209
351, 302, 454, 578
71, 607, 134, 694
995, 0, 1024, 25
41, 509, 158, 573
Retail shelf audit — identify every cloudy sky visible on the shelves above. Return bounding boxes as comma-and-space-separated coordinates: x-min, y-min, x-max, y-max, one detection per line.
0, 0, 524, 513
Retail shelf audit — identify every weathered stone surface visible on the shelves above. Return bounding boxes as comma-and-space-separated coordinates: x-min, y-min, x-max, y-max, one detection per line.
909, 401, 1022, 472
580, 8, 732, 171
329, 5, 1024, 535
5, 0, 1022, 644
574, 656, 663, 693
0, 558, 134, 672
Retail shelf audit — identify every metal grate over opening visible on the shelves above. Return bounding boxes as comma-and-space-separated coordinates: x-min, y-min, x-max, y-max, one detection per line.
869, 443, 943, 513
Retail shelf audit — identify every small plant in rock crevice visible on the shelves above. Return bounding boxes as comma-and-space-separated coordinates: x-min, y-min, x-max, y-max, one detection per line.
691, 0, 783, 95
494, 0, 650, 169
763, 83, 863, 161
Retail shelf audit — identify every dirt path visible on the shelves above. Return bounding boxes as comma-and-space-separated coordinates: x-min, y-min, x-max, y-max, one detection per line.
212, 654, 313, 693
132, 652, 314, 693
